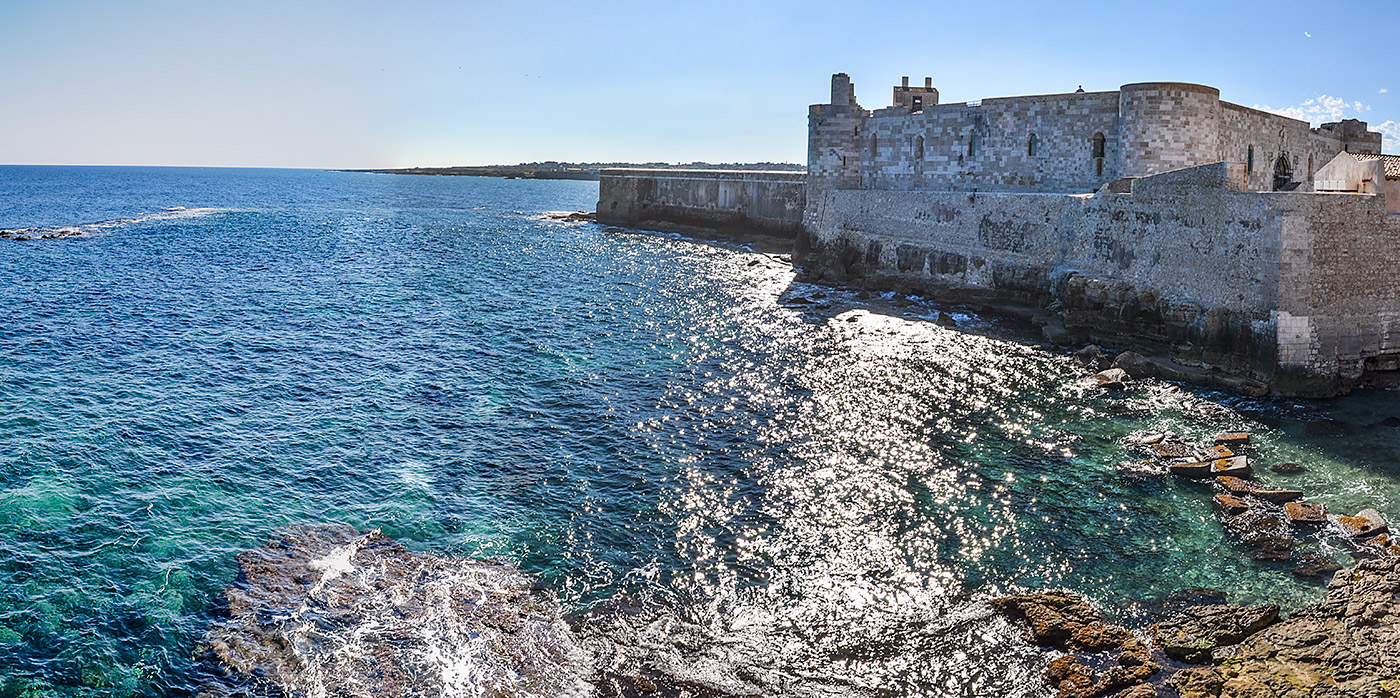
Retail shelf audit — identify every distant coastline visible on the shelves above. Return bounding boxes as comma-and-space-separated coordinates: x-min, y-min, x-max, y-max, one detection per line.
343, 161, 803, 182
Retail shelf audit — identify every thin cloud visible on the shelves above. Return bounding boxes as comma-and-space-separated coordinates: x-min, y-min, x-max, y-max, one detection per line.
1375, 120, 1400, 149
1304, 31, 1312, 38
1255, 95, 1373, 125
1381, 88, 1390, 94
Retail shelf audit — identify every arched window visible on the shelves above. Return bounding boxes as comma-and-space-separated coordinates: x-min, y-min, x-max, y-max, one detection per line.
915, 135, 925, 159
1273, 154, 1293, 191
968, 131, 978, 158
870, 134, 878, 157
1247, 145, 1254, 174
1027, 133, 1038, 157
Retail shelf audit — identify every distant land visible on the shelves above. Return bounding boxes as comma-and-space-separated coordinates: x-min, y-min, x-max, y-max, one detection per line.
343, 161, 805, 181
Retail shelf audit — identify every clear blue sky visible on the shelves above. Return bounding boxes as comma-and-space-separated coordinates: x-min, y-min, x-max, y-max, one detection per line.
2, 0, 1396, 168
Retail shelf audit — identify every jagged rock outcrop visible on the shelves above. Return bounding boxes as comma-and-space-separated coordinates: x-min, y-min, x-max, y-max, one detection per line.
991, 592, 1157, 698
199, 524, 594, 698
1151, 603, 1279, 663
1167, 556, 1400, 697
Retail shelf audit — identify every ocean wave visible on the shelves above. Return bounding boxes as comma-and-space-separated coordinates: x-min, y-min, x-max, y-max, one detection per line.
0, 206, 227, 241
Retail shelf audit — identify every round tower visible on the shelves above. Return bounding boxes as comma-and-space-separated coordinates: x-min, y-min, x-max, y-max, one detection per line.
1118, 82, 1221, 177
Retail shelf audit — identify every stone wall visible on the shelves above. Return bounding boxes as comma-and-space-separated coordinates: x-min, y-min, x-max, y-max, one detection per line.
797, 161, 1400, 394
856, 91, 1122, 193
596, 169, 806, 237
808, 74, 1378, 196
1275, 193, 1400, 392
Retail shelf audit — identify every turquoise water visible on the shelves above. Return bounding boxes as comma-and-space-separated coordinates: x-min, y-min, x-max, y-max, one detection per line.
0, 166, 1397, 696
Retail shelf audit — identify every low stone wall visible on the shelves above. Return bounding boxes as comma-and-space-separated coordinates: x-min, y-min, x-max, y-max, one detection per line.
596, 169, 806, 237
797, 162, 1400, 395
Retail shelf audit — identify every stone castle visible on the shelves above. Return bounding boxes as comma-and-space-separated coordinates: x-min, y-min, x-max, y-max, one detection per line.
598, 73, 1400, 396
809, 74, 1382, 196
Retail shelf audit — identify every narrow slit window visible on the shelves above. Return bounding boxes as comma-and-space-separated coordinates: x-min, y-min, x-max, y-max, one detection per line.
1028, 133, 1038, 157
915, 135, 925, 159
1247, 145, 1254, 174
871, 134, 878, 157
1091, 132, 1106, 160
968, 132, 978, 158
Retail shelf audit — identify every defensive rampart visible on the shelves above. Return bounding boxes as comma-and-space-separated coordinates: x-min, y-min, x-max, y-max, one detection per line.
596, 169, 805, 237
796, 162, 1400, 395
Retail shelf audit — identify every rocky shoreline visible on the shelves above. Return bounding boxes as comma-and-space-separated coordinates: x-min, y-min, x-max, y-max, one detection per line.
988, 348, 1400, 698
993, 555, 1400, 697
198, 524, 751, 698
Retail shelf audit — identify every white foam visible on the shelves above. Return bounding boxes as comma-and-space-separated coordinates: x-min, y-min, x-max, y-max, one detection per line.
0, 206, 229, 240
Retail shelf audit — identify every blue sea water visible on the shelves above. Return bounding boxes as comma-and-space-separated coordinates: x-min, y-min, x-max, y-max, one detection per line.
0, 166, 1398, 697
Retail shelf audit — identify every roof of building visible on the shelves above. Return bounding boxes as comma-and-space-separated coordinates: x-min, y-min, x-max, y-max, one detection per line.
1351, 153, 1400, 179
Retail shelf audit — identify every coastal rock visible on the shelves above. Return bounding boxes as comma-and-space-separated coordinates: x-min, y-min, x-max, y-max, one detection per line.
1284, 501, 1328, 526
1152, 603, 1279, 663
199, 525, 594, 697
1112, 351, 1157, 379
1075, 344, 1109, 370
1270, 462, 1305, 474
991, 592, 1158, 698
1215, 475, 1302, 503
1116, 459, 1164, 479
1172, 556, 1400, 696
1211, 493, 1254, 516
934, 311, 958, 327
1092, 368, 1132, 391
1210, 432, 1250, 447
1125, 431, 1171, 446
1336, 508, 1388, 538
1360, 532, 1400, 557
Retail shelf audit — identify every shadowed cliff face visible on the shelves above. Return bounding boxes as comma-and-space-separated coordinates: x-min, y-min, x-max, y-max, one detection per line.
199, 525, 595, 698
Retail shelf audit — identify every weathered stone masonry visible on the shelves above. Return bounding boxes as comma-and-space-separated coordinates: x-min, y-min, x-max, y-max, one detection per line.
798, 73, 1397, 395
596, 168, 805, 237
593, 73, 1396, 395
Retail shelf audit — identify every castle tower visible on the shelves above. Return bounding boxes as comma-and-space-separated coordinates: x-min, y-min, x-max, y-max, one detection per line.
808, 73, 866, 193
1118, 82, 1222, 178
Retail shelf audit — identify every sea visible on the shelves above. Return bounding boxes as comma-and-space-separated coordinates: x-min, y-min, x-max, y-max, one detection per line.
0, 165, 1397, 697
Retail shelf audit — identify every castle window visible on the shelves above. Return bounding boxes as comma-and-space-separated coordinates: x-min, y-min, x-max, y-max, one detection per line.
915, 135, 925, 159
968, 132, 978, 158
1091, 132, 1105, 160
911, 95, 923, 112
1247, 145, 1254, 174
871, 134, 878, 157
1028, 133, 1038, 156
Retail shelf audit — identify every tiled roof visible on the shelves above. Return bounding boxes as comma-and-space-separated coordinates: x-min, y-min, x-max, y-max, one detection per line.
1351, 153, 1400, 179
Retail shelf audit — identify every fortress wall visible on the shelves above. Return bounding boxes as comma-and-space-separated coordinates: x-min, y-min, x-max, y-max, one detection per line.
1274, 194, 1400, 390
1117, 83, 1221, 177
857, 92, 1120, 193
808, 103, 865, 192
1219, 103, 1343, 191
797, 163, 1291, 386
596, 169, 806, 236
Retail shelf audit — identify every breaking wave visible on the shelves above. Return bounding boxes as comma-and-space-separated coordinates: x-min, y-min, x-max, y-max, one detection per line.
0, 206, 226, 240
